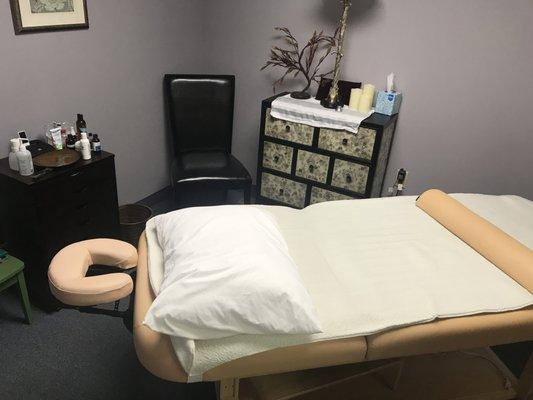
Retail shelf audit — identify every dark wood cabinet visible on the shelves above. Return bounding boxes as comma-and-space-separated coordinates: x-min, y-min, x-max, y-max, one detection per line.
0, 151, 120, 308
256, 94, 398, 208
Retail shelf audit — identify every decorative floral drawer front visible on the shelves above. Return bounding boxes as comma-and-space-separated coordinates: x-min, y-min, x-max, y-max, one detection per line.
295, 150, 330, 183
331, 159, 369, 195
264, 109, 314, 146
260, 172, 307, 208
310, 187, 353, 205
262, 141, 294, 174
318, 127, 376, 161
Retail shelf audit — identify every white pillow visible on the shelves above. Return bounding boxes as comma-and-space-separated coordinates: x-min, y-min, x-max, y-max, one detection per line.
143, 206, 322, 340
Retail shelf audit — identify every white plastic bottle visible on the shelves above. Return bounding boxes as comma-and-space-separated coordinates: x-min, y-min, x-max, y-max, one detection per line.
17, 141, 34, 176
9, 138, 20, 171
80, 132, 91, 160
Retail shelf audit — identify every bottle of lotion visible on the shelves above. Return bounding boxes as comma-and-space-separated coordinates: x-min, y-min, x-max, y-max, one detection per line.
17, 140, 34, 176
91, 134, 102, 153
80, 132, 91, 160
9, 138, 21, 171
66, 131, 77, 149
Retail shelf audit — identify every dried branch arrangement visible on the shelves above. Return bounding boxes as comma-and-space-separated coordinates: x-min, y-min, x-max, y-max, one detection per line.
261, 27, 338, 98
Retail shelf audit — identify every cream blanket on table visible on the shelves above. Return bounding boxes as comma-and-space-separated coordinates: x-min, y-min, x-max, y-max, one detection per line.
145, 194, 533, 382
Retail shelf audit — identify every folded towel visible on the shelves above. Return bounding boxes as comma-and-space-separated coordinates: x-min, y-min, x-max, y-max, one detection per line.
270, 94, 374, 134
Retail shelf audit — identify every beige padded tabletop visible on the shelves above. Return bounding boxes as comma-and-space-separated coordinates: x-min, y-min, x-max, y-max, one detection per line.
133, 191, 533, 382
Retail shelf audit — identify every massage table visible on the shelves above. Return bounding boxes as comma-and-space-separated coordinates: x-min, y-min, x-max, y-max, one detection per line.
49, 190, 533, 399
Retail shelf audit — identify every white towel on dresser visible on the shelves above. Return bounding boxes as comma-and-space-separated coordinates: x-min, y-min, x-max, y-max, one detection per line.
145, 194, 533, 381
270, 94, 374, 134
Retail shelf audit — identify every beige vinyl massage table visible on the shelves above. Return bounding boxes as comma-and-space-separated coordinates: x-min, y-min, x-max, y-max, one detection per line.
133, 190, 533, 399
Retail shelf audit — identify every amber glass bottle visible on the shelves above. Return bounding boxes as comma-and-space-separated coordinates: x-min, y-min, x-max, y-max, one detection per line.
76, 114, 87, 138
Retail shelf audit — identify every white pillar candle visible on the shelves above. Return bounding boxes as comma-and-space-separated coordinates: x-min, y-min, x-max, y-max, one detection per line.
349, 88, 363, 110
358, 93, 374, 113
362, 83, 376, 99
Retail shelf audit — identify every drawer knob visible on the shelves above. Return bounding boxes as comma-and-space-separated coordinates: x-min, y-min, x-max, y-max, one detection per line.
274, 155, 280, 163
308, 165, 315, 173
279, 188, 284, 195
342, 138, 349, 146
346, 175, 353, 184
285, 125, 291, 133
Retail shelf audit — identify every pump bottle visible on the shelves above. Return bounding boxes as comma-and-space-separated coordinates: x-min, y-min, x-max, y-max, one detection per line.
9, 138, 20, 171
80, 132, 91, 160
17, 141, 34, 176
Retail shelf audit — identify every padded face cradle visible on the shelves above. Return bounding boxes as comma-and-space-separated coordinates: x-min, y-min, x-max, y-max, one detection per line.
48, 239, 138, 307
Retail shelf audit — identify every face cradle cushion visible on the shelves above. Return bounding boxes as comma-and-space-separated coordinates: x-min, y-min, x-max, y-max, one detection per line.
48, 239, 138, 307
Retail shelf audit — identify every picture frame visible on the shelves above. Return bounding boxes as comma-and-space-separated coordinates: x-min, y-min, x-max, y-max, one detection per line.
10, 0, 89, 35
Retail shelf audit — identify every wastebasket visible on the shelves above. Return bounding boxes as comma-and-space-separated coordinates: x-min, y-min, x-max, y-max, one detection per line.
119, 204, 153, 247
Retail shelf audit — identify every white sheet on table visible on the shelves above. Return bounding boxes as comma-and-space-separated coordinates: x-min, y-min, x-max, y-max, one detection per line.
145, 194, 533, 381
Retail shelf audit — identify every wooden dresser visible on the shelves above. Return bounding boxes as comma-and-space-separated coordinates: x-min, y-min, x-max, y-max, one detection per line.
0, 151, 120, 308
256, 94, 398, 208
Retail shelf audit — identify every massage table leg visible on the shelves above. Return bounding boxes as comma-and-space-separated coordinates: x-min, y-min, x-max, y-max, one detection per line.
217, 378, 239, 400
518, 351, 533, 400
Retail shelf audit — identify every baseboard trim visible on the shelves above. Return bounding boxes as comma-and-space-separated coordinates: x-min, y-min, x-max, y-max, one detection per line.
137, 186, 172, 206
136, 185, 257, 207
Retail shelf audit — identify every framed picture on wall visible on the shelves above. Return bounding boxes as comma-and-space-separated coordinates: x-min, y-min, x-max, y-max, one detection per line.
10, 0, 89, 34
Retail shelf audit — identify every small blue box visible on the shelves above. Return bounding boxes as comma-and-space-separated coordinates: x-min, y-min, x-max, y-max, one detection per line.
375, 91, 402, 116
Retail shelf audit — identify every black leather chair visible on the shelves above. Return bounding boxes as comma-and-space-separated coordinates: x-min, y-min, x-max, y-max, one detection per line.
164, 74, 252, 207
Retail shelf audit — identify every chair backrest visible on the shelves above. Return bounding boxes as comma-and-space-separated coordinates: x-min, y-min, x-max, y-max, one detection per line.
164, 74, 235, 156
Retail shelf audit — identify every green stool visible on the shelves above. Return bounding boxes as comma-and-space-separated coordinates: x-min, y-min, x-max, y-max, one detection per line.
0, 254, 32, 324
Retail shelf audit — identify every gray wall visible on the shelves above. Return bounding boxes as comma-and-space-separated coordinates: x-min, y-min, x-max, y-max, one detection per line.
2, 1, 532, 202
0, 0, 205, 203
204, 0, 533, 199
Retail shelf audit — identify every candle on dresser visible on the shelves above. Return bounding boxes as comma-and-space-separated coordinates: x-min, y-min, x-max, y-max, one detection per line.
362, 84, 376, 99
349, 88, 363, 110
358, 93, 374, 113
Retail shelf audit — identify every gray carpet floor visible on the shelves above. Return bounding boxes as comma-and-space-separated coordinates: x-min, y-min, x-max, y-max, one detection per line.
1, 188, 531, 399
0, 188, 238, 400
0, 289, 215, 400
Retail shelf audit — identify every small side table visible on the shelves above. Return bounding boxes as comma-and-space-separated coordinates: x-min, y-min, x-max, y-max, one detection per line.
0, 254, 32, 324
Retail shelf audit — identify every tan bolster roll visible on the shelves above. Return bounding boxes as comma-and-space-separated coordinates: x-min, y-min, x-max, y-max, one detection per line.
416, 189, 533, 293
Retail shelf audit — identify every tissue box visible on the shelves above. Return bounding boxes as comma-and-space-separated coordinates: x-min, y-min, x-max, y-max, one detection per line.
375, 91, 402, 116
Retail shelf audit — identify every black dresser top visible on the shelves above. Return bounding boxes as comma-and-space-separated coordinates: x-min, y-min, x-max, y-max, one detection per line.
0, 151, 114, 186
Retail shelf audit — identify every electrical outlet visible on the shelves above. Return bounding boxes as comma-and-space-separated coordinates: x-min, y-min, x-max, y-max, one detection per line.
388, 168, 409, 197
396, 168, 408, 187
